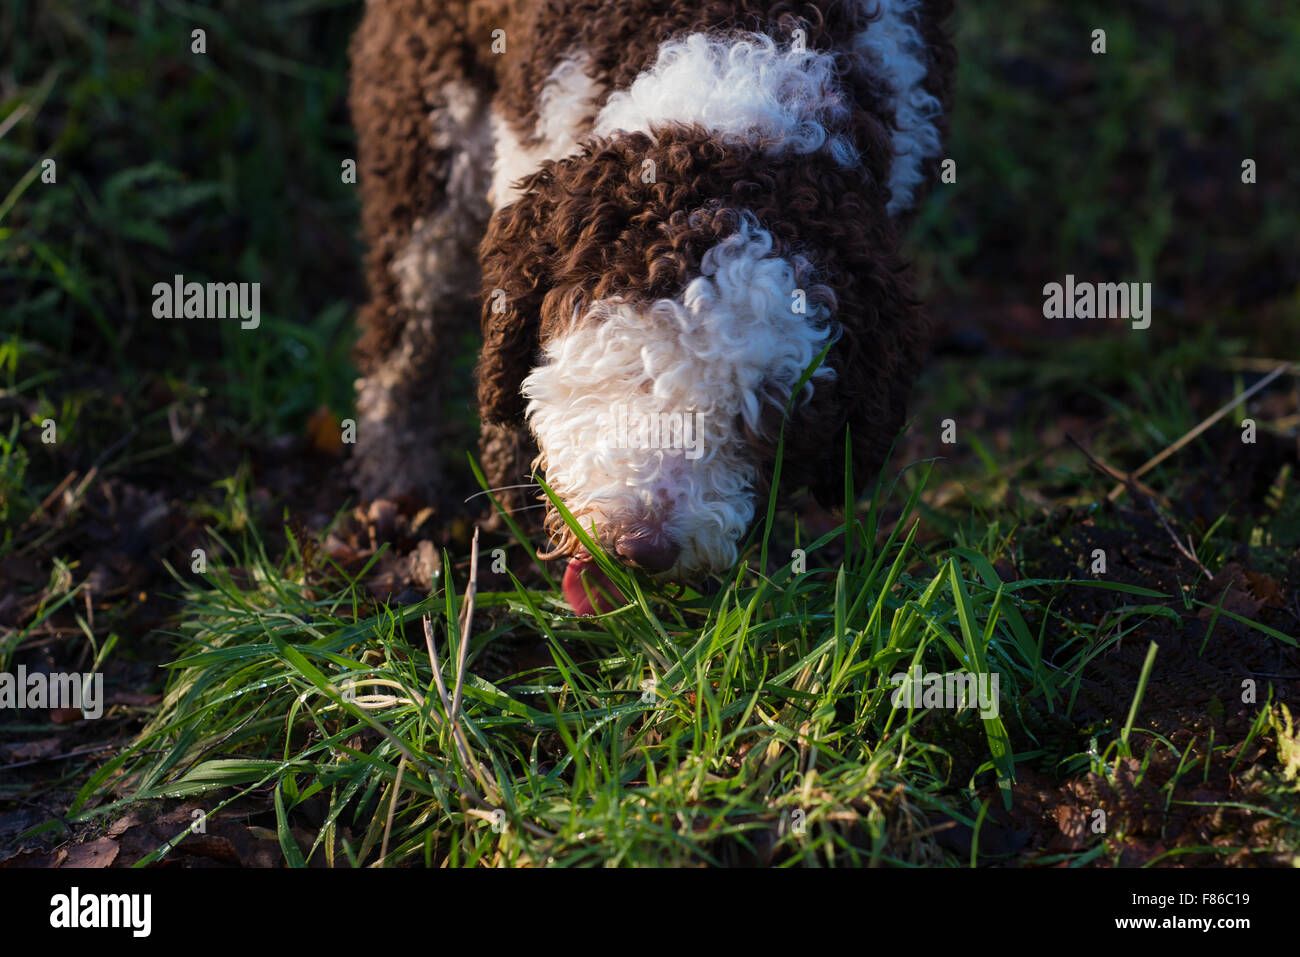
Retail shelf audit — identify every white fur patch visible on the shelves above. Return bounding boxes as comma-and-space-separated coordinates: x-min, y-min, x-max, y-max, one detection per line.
849, 0, 943, 214
593, 33, 859, 168
490, 53, 604, 210
522, 214, 835, 575
391, 80, 493, 316
487, 20, 943, 215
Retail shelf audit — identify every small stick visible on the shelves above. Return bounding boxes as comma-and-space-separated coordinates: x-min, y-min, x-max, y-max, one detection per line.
330, 669, 553, 840
423, 529, 497, 803
450, 525, 480, 726
1069, 434, 1211, 578
1066, 434, 1170, 509
1107, 363, 1294, 502
0, 103, 31, 140
1224, 357, 1300, 374
35, 470, 78, 516
0, 742, 118, 771
378, 754, 407, 867
1144, 496, 1211, 579
422, 615, 481, 783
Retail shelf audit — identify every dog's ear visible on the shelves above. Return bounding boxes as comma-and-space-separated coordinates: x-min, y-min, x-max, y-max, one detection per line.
475, 144, 632, 423
477, 163, 592, 523
784, 264, 931, 510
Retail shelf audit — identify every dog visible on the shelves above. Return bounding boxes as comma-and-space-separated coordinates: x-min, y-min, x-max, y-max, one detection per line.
349, 0, 954, 608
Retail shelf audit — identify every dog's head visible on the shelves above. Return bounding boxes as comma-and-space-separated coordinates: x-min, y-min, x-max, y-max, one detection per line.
479, 135, 925, 588
477, 36, 932, 587
521, 209, 836, 578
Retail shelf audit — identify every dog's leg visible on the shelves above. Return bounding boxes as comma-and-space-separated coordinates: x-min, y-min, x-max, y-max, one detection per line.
349, 0, 496, 504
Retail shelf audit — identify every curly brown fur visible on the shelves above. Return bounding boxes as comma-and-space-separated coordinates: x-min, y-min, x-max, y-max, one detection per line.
348, 0, 502, 501
478, 126, 923, 506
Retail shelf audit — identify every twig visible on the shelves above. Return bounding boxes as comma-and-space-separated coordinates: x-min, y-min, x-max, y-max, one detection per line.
90, 425, 139, 471
21, 466, 100, 553
378, 754, 407, 867
0, 103, 30, 141
34, 470, 78, 516
1107, 362, 1295, 502
1068, 433, 1212, 578
0, 742, 118, 771
450, 524, 480, 726
1225, 357, 1300, 374
423, 531, 497, 804
1145, 496, 1211, 579
324, 674, 553, 840
1065, 434, 1170, 509
422, 617, 477, 777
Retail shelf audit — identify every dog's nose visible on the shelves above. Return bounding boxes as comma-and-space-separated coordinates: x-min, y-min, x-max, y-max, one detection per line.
613, 528, 679, 574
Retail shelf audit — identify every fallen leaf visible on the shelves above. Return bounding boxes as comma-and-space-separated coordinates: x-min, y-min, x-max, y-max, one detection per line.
306, 406, 343, 456
1244, 571, 1285, 608
1, 848, 67, 868
0, 737, 62, 763
62, 837, 119, 868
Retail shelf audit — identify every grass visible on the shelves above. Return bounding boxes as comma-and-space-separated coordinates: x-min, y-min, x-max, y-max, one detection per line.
1, 0, 361, 435
1, 0, 1298, 867
35, 430, 1292, 867
62, 463, 1076, 865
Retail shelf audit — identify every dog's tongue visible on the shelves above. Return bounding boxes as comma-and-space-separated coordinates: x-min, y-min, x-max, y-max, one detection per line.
563, 556, 624, 616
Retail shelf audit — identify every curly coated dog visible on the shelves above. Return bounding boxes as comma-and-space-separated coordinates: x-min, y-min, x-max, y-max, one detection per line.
349, 0, 954, 607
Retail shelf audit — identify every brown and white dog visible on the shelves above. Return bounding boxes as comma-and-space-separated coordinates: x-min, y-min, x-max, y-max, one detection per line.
349, 0, 954, 605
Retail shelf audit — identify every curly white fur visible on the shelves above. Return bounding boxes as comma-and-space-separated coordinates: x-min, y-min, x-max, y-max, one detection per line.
849, 0, 944, 214
522, 214, 835, 575
490, 53, 604, 210
593, 32, 859, 168
490, 20, 940, 216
